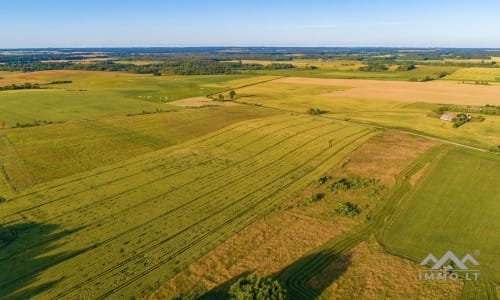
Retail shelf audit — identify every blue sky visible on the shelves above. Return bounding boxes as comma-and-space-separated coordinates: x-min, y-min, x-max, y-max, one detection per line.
1, 0, 499, 48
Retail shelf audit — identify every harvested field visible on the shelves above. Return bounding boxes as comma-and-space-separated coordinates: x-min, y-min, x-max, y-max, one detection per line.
277, 77, 500, 105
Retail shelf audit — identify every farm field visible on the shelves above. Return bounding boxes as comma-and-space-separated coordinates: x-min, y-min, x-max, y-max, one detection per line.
0, 114, 377, 299
0, 105, 275, 192
379, 147, 500, 282
234, 77, 500, 149
0, 71, 276, 126
444, 67, 500, 82
1, 47, 499, 300
150, 131, 465, 299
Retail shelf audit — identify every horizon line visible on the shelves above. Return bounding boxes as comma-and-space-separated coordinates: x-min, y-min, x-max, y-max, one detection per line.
2, 46, 500, 50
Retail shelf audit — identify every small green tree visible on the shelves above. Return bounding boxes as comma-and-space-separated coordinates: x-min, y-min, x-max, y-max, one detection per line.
218, 94, 224, 101
229, 274, 287, 300
229, 90, 236, 100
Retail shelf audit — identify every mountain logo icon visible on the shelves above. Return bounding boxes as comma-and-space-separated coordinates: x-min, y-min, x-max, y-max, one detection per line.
420, 250, 479, 270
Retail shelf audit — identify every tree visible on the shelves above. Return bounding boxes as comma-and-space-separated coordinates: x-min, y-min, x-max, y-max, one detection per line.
218, 94, 224, 101
229, 274, 287, 300
229, 90, 236, 100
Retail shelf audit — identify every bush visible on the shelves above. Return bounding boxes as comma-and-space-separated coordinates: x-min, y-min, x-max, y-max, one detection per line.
229, 274, 287, 300
316, 175, 332, 186
334, 202, 361, 217
307, 193, 325, 203
359, 63, 388, 72
396, 64, 416, 71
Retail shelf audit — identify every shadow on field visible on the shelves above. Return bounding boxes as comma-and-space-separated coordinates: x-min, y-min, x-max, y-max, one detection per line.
0, 222, 88, 299
276, 251, 352, 299
197, 251, 351, 300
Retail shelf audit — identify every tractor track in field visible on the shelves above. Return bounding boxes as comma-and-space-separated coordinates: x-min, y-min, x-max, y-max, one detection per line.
0, 119, 335, 264
0, 124, 372, 296
63, 130, 376, 299
1, 115, 304, 220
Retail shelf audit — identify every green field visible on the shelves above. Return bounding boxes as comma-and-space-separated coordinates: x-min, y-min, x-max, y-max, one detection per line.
0, 106, 275, 192
0, 71, 277, 126
1, 58, 499, 299
379, 147, 500, 282
0, 114, 376, 299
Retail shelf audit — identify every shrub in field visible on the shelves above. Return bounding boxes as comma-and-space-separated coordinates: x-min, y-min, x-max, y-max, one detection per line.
316, 175, 332, 186
328, 177, 384, 195
334, 202, 361, 217
306, 193, 325, 203
229, 274, 287, 300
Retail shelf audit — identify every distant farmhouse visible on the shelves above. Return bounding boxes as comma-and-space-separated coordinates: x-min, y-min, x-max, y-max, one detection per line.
440, 113, 457, 122
440, 113, 472, 122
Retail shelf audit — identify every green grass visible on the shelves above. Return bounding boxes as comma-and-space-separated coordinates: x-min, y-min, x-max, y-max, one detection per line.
0, 114, 376, 299
0, 106, 276, 191
379, 147, 500, 282
0, 71, 275, 126
445, 67, 500, 82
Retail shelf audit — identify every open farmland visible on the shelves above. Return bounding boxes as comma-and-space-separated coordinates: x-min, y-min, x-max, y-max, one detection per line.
379, 147, 500, 283
151, 131, 463, 300
0, 114, 377, 299
0, 71, 277, 127
444, 67, 500, 82
0, 105, 275, 191
234, 77, 500, 149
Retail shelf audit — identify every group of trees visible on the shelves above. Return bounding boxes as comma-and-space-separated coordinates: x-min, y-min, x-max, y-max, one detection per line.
0, 82, 40, 91
358, 62, 389, 72
229, 274, 287, 300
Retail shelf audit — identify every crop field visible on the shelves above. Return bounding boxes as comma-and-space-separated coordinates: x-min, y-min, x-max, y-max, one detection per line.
445, 67, 500, 82
1, 49, 499, 300
0, 114, 377, 299
0, 71, 275, 126
0, 105, 275, 191
247, 60, 460, 81
151, 131, 467, 300
379, 147, 500, 282
234, 77, 500, 149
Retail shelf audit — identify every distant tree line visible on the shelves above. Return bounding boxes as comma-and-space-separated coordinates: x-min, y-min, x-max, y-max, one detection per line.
0, 82, 40, 91
0, 59, 294, 75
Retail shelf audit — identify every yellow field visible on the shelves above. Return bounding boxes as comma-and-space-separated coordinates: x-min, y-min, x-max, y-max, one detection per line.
233, 77, 500, 149
445, 67, 500, 82
277, 77, 500, 105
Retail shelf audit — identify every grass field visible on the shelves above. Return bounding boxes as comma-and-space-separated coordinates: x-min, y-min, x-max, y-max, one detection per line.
234, 77, 500, 149
0, 114, 376, 299
150, 131, 458, 300
379, 147, 500, 282
0, 71, 275, 126
445, 67, 500, 82
0, 106, 276, 191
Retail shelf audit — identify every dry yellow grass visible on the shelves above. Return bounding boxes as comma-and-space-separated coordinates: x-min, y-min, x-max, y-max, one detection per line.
149, 131, 442, 299
276, 77, 500, 105
318, 237, 463, 300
